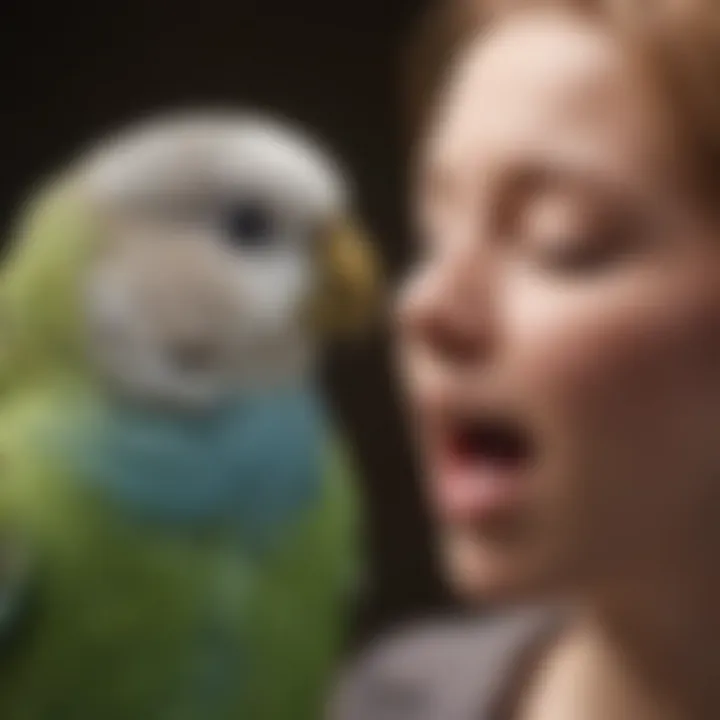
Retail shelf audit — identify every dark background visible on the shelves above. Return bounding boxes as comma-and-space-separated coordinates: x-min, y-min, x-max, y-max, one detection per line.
1, 0, 454, 645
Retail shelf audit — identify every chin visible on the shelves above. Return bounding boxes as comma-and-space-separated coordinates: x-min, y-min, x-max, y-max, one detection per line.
439, 524, 566, 607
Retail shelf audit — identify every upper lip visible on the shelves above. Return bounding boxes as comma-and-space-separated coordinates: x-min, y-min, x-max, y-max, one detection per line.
418, 391, 538, 467
418, 380, 523, 429
403, 350, 536, 459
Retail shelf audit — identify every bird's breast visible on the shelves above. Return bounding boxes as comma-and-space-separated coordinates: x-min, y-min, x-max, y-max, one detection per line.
53, 387, 328, 551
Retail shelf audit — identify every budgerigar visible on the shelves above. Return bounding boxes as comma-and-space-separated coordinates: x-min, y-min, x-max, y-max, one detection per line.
0, 112, 379, 720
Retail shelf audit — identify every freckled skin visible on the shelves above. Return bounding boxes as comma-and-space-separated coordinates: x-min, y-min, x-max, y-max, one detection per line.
396, 11, 720, 603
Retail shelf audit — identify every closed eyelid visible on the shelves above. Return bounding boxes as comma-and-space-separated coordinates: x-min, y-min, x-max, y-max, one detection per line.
493, 160, 654, 240
415, 151, 660, 258
418, 158, 610, 227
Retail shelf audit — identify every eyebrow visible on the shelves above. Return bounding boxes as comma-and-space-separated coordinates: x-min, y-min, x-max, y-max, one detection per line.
418, 140, 669, 235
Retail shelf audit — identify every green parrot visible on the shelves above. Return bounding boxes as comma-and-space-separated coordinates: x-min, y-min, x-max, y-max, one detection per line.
0, 113, 379, 719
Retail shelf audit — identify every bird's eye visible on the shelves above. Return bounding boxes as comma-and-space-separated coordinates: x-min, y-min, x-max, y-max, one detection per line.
223, 201, 276, 249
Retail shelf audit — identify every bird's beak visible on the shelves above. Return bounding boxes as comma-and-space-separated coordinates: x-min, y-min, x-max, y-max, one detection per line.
309, 215, 382, 337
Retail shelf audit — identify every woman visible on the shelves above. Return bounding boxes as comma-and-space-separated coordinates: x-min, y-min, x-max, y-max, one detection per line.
333, 1, 720, 718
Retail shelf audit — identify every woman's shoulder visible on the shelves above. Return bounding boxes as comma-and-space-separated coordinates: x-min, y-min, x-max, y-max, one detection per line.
329, 606, 559, 720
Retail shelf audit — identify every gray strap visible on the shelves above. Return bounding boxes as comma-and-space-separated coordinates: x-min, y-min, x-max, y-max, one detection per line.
329, 607, 561, 720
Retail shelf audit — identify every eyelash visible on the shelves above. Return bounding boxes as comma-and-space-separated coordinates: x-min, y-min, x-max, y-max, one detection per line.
531, 230, 632, 275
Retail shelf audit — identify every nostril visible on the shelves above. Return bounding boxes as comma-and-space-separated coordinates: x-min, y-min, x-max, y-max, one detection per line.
426, 318, 483, 365
396, 270, 488, 365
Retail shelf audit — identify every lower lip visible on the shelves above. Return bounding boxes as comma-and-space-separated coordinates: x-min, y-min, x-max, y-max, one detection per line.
433, 454, 529, 524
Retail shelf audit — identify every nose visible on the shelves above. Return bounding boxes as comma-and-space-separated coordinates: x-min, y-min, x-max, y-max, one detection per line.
396, 251, 494, 368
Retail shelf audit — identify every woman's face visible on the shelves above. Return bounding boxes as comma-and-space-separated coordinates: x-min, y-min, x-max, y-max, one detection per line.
397, 10, 720, 603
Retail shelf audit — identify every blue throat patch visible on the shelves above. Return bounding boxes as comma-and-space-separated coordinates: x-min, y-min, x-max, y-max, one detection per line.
60, 385, 328, 550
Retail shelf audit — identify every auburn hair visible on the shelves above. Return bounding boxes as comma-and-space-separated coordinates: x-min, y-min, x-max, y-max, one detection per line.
402, 0, 720, 207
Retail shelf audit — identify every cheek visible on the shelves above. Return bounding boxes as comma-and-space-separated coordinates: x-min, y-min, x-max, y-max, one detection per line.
509, 269, 720, 426
84, 261, 153, 357
234, 254, 312, 334
507, 271, 720, 547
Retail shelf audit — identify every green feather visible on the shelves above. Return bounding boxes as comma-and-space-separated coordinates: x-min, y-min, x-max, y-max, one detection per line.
0, 177, 101, 395
0, 384, 361, 718
0, 166, 364, 720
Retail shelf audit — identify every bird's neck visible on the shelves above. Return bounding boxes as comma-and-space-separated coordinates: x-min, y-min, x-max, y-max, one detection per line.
57, 381, 328, 533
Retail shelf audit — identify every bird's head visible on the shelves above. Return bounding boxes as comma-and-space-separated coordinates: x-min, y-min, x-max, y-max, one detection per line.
3, 113, 381, 409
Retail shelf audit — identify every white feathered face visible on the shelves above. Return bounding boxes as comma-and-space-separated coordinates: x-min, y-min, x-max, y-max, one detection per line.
78, 116, 376, 409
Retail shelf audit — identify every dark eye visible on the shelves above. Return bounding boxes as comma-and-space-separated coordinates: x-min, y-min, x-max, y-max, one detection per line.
223, 201, 276, 249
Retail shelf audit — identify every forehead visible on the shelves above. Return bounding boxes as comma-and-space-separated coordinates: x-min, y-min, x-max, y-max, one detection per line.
426, 11, 672, 189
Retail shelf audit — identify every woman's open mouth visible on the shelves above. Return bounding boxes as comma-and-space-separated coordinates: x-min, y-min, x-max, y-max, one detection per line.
433, 414, 536, 523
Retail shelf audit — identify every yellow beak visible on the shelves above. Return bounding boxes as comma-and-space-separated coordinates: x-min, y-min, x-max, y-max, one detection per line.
310, 215, 382, 337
